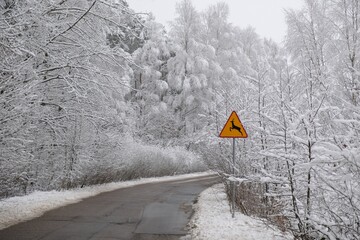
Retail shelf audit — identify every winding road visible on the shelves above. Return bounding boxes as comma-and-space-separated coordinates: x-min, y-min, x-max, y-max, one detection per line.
0, 174, 219, 240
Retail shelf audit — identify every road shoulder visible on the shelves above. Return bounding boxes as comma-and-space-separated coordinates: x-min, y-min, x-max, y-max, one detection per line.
184, 184, 293, 240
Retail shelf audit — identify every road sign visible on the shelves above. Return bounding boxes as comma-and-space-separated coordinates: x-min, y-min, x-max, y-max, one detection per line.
219, 111, 248, 218
219, 111, 248, 138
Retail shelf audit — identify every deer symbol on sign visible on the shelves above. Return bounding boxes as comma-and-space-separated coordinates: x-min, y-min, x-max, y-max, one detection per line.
230, 119, 242, 134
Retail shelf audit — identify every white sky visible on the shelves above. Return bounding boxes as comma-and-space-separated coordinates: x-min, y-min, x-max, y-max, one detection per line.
126, 0, 303, 44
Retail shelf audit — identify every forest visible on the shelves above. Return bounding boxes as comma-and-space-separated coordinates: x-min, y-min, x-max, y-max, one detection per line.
1, 0, 359, 239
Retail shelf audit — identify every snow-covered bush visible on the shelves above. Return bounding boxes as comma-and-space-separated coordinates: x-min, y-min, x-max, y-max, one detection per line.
119, 140, 206, 179
61, 139, 206, 188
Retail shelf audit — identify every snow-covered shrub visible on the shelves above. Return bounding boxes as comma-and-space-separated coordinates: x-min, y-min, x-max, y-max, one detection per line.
53, 138, 206, 189
119, 140, 206, 179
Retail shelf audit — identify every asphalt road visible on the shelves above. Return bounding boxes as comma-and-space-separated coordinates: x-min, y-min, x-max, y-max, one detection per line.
0, 174, 219, 240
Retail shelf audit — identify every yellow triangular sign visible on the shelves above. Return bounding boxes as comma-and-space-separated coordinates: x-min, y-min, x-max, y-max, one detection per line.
219, 111, 248, 138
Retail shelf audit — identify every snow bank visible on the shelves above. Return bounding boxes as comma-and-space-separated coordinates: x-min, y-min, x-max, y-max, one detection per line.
186, 184, 293, 240
0, 172, 212, 230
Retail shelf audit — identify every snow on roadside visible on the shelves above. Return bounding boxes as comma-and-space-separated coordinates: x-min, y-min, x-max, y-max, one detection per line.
0, 172, 212, 230
186, 184, 293, 240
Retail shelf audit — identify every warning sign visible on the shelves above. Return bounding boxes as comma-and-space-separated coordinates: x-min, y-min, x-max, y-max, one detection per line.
219, 111, 248, 138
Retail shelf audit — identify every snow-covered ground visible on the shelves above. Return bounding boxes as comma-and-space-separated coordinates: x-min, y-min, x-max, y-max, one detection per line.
0, 172, 211, 230
186, 184, 293, 240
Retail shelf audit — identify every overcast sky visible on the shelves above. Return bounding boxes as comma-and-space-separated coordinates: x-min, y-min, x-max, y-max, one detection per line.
126, 0, 303, 44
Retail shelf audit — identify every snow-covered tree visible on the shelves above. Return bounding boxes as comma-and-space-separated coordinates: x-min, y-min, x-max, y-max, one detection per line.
167, 0, 213, 140
0, 0, 144, 195
129, 20, 181, 144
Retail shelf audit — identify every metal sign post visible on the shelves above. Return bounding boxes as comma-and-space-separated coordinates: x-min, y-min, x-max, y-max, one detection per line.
219, 111, 248, 218
232, 137, 236, 218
